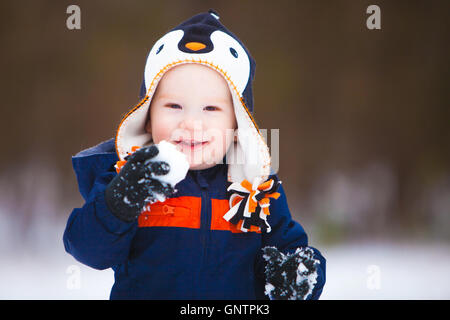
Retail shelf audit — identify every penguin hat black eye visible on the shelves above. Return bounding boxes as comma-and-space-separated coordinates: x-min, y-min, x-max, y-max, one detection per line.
156, 44, 164, 54
229, 47, 238, 58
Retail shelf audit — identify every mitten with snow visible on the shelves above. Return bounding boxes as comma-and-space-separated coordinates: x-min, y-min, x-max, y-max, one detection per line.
105, 141, 189, 222
262, 246, 321, 300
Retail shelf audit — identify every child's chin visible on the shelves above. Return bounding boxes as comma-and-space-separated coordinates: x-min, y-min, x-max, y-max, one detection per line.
188, 161, 217, 170
187, 156, 222, 170
182, 148, 225, 170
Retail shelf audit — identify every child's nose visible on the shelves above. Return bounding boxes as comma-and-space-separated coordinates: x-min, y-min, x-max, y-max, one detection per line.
179, 117, 205, 131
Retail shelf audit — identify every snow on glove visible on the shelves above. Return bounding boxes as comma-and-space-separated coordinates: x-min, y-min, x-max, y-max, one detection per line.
262, 246, 321, 300
105, 140, 189, 222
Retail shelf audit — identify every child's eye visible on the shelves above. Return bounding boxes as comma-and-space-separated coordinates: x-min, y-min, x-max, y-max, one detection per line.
166, 104, 182, 109
204, 106, 219, 111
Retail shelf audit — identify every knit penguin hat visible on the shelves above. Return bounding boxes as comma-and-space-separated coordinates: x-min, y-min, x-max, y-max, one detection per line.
115, 10, 281, 232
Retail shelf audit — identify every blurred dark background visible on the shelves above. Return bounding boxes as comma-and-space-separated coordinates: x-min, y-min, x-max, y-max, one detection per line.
1, 0, 449, 250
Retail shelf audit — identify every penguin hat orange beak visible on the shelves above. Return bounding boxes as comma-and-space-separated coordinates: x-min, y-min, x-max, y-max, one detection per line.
185, 42, 206, 51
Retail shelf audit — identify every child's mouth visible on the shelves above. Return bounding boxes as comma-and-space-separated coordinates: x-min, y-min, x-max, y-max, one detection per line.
174, 140, 210, 150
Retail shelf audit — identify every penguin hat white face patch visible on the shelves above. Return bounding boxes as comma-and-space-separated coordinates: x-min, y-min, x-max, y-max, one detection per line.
116, 10, 271, 185
144, 29, 251, 97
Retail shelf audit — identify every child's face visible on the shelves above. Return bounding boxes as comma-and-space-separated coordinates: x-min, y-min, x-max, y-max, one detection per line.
146, 64, 237, 170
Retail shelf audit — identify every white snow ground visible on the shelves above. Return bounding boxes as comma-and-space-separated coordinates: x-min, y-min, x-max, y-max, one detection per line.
1, 239, 449, 299
319, 241, 450, 299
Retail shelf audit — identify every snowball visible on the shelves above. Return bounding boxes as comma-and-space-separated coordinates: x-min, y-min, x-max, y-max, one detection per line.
150, 140, 189, 188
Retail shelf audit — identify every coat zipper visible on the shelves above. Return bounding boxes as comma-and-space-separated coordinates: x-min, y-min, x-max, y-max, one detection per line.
200, 187, 210, 267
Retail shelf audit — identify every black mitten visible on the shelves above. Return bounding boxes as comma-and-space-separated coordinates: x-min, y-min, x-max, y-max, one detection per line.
104, 145, 175, 222
262, 246, 320, 300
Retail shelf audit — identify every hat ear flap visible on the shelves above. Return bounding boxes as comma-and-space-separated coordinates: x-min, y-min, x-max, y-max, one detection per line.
116, 97, 153, 160
226, 87, 271, 184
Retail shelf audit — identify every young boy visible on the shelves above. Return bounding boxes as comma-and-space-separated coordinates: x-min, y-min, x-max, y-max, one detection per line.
63, 10, 326, 300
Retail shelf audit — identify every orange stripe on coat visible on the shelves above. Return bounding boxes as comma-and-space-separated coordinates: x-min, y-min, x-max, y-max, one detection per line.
138, 196, 201, 229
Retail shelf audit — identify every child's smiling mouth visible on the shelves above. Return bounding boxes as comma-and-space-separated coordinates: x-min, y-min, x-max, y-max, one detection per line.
173, 139, 211, 150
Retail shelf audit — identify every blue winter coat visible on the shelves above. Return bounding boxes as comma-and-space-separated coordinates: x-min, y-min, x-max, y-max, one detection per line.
63, 138, 326, 299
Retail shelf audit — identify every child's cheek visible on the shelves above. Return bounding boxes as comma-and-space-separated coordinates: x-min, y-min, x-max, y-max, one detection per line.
153, 121, 175, 144
207, 128, 234, 162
